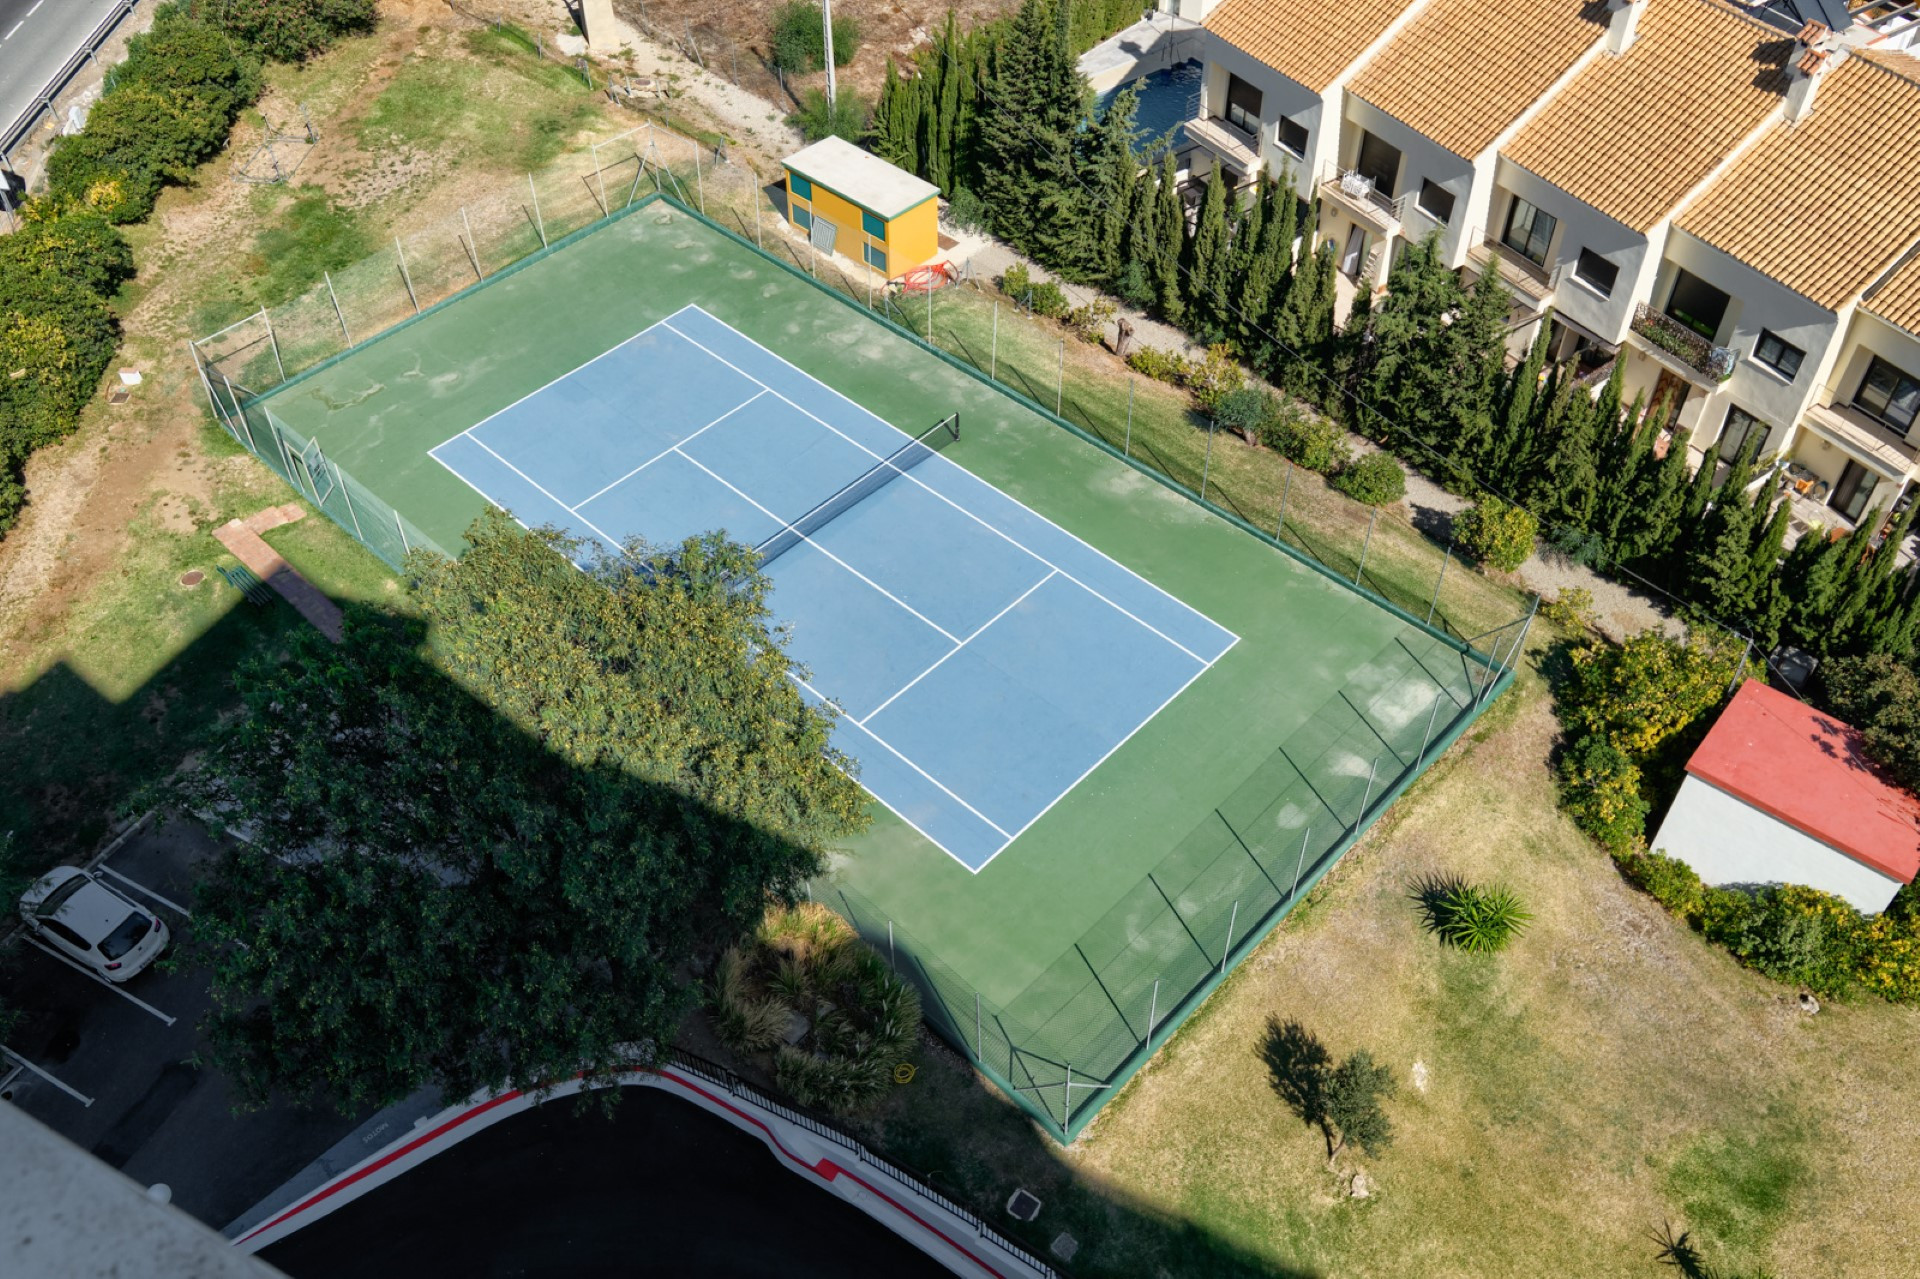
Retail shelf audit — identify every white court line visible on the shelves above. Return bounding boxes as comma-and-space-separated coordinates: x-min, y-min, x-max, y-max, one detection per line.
673, 447, 963, 645
574, 389, 769, 508
662, 316, 1226, 668
1, 1046, 92, 1107
839, 714, 1013, 841
860, 570, 1056, 727
468, 437, 630, 552
27, 0, 44, 15
96, 866, 192, 919
23, 939, 176, 1026
428, 316, 721, 464
3, 22, 21, 40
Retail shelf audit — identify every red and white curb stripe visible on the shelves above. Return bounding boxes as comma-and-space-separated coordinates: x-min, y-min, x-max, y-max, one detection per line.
233, 1067, 1053, 1279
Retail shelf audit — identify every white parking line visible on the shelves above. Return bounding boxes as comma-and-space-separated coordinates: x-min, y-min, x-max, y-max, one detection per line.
1, 1045, 93, 1107
3, 22, 22, 41
97, 865, 192, 918
23, 938, 177, 1026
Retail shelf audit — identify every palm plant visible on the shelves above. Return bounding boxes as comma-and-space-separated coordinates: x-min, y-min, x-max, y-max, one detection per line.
1413, 873, 1533, 953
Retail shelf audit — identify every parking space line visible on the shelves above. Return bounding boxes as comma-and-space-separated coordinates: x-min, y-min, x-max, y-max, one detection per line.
1, 1046, 93, 1107
23, 938, 177, 1026
97, 865, 193, 918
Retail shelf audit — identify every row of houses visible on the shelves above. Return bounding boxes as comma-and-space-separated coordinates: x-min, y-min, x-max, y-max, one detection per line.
1115, 0, 1920, 541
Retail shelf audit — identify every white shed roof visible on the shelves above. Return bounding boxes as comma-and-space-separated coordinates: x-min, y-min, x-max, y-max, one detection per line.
783, 137, 940, 220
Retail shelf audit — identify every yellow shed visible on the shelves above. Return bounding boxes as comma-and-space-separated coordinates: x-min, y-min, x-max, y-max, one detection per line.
782, 137, 940, 280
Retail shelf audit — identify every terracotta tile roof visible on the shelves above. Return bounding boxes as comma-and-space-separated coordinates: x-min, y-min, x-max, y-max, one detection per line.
1687, 680, 1920, 885
1502, 0, 1791, 232
1677, 54, 1920, 310
1205, 0, 1423, 94
1347, 0, 1610, 161
1864, 243, 1920, 338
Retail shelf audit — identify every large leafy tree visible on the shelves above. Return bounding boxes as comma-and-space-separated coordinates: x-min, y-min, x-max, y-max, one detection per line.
186, 515, 868, 1110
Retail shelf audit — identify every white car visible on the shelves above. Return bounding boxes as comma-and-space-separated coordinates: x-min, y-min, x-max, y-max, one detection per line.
18, 866, 169, 983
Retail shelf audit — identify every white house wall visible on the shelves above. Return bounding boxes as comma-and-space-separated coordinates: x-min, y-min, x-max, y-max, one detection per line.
1651, 775, 1904, 914
1341, 94, 1472, 261
1196, 34, 1328, 200
1493, 158, 1651, 344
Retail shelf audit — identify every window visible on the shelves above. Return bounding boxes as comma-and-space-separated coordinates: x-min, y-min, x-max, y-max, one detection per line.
1224, 74, 1262, 135
1663, 269, 1730, 340
792, 205, 812, 231
1415, 179, 1454, 224
864, 243, 887, 272
1277, 116, 1308, 158
789, 173, 813, 201
1573, 248, 1619, 297
1751, 330, 1804, 381
1354, 131, 1401, 195
1501, 196, 1556, 266
1854, 355, 1920, 431
101, 913, 153, 961
861, 210, 886, 239
1717, 405, 1768, 463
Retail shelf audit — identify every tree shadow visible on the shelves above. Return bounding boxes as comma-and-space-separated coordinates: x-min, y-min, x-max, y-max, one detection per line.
1259, 1014, 1331, 1156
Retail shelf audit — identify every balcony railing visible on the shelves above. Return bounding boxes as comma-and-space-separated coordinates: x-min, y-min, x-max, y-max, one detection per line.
1462, 227, 1558, 308
1802, 388, 1919, 478
1315, 161, 1400, 231
1183, 113, 1261, 174
1629, 302, 1736, 383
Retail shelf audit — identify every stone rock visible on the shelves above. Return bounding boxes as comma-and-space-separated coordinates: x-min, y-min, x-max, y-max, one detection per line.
1798, 992, 1820, 1015
1349, 1170, 1372, 1199
1411, 1060, 1429, 1093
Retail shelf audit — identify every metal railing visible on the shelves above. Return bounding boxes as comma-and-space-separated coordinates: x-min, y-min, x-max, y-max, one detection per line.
1316, 160, 1399, 223
1630, 302, 1737, 381
1, 0, 145, 163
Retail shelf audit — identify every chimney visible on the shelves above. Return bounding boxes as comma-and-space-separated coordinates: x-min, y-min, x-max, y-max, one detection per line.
1786, 22, 1842, 123
1605, 0, 1647, 55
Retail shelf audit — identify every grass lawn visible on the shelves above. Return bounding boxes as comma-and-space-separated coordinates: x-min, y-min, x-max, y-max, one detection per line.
836, 650, 1920, 1278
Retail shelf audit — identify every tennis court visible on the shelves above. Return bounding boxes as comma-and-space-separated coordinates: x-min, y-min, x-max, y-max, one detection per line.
207, 193, 1522, 1139
429, 304, 1237, 870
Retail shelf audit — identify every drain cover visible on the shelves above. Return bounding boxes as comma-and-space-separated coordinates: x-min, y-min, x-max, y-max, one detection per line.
179, 570, 205, 587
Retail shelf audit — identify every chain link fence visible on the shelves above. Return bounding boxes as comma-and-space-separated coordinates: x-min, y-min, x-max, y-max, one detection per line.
190, 121, 1532, 1141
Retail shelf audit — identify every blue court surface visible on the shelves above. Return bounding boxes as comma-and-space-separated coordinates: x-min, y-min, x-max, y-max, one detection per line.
430, 305, 1238, 871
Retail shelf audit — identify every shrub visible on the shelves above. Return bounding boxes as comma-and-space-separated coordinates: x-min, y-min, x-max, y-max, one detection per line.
1332, 452, 1405, 507
999, 262, 1068, 318
1269, 408, 1351, 475
789, 87, 868, 143
1820, 654, 1920, 793
1065, 296, 1116, 344
187, 0, 377, 63
946, 186, 987, 233
1185, 343, 1244, 413
1414, 874, 1533, 953
770, 0, 860, 73
0, 210, 134, 300
1701, 884, 1861, 998
1126, 344, 1187, 386
1556, 734, 1650, 855
1453, 495, 1537, 572
1214, 387, 1278, 444
1323, 1051, 1396, 1159
112, 8, 262, 119
1616, 848, 1707, 923
1540, 585, 1596, 633
1561, 628, 1747, 759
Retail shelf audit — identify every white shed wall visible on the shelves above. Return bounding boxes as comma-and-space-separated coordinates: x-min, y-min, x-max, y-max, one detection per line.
1650, 775, 1905, 914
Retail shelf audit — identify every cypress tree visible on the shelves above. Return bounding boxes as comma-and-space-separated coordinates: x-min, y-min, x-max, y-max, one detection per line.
1487, 321, 1550, 484
1625, 403, 1692, 568
1226, 177, 1267, 346
1685, 431, 1763, 618
1544, 376, 1600, 530
1117, 158, 1158, 310
1185, 166, 1230, 343
1595, 392, 1651, 558
978, 0, 1087, 261
1242, 175, 1296, 342
1151, 150, 1185, 324
873, 59, 923, 171
930, 16, 962, 190
1083, 84, 1140, 285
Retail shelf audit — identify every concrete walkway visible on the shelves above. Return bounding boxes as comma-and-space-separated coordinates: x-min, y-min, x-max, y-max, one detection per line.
213, 505, 344, 642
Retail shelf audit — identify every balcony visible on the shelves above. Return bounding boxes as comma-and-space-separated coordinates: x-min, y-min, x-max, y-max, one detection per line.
1184, 113, 1261, 177
1801, 392, 1919, 481
1627, 303, 1737, 388
1463, 232, 1557, 312
1315, 164, 1400, 235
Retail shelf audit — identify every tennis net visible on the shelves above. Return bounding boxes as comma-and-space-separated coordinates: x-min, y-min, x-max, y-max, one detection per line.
755, 413, 959, 570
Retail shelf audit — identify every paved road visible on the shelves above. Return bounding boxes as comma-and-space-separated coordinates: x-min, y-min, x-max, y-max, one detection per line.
1, 817, 371, 1230
260, 1089, 954, 1277
0, 0, 130, 154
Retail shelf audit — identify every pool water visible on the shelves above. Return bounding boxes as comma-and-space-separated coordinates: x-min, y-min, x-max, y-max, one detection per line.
1098, 58, 1201, 150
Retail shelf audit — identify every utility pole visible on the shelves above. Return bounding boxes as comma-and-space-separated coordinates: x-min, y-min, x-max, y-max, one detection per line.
822, 0, 836, 107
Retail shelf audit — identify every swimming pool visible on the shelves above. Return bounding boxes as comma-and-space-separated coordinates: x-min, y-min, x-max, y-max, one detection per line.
1098, 58, 1201, 150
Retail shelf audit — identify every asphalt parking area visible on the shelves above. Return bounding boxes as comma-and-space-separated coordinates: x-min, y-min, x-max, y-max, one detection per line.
1, 816, 369, 1230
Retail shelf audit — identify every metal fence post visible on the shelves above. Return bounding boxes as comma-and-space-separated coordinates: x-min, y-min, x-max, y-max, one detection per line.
887, 919, 895, 970
1146, 979, 1160, 1043
1426, 542, 1451, 625
694, 133, 705, 214
1063, 1064, 1073, 1139
974, 992, 982, 1065
1356, 756, 1379, 832
528, 172, 548, 247
261, 308, 286, 384
1124, 376, 1135, 456
1201, 417, 1216, 501
394, 237, 422, 313
927, 276, 933, 340
1419, 687, 1444, 760
323, 271, 352, 346
339, 472, 365, 541
1276, 458, 1293, 538
1221, 900, 1238, 972
460, 205, 483, 279
1355, 506, 1377, 584
991, 301, 998, 379
1291, 827, 1311, 900
1055, 339, 1064, 415
590, 139, 608, 214
395, 509, 410, 555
